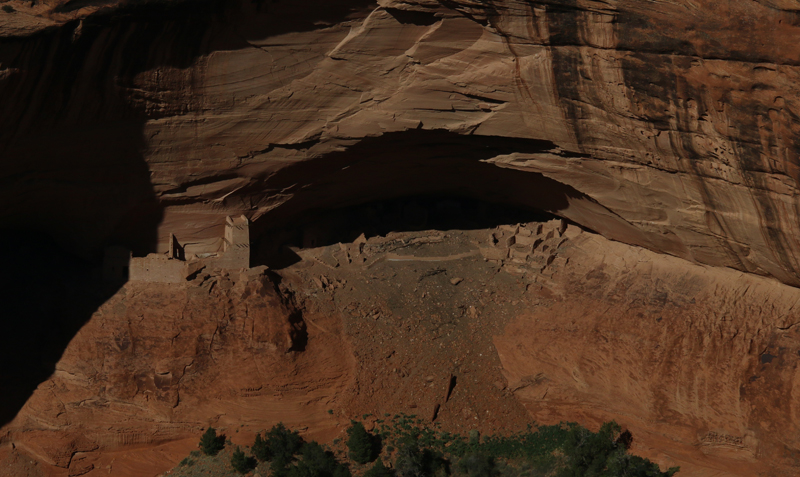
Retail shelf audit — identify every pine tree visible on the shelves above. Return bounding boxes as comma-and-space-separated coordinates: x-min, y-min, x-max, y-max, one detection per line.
253, 432, 271, 462
199, 427, 225, 456
288, 442, 351, 477
271, 453, 290, 477
364, 459, 394, 477
394, 440, 425, 477
457, 453, 496, 477
231, 446, 256, 474
266, 423, 304, 462
346, 421, 376, 464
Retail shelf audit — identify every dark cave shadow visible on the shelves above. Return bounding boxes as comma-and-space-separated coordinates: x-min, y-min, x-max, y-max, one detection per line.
0, 237, 126, 427
249, 129, 587, 270
0, 7, 192, 428
0, 30, 164, 425
0, 0, 383, 428
257, 194, 559, 270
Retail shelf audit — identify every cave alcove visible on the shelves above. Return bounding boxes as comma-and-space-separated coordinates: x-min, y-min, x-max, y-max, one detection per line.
247, 129, 588, 269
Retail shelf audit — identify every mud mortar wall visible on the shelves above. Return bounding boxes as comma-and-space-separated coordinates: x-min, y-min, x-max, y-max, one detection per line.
129, 256, 187, 283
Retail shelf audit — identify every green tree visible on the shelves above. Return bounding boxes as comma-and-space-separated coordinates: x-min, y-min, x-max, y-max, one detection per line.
231, 446, 257, 474
347, 421, 378, 464
607, 453, 680, 477
272, 454, 291, 477
559, 422, 678, 477
457, 453, 496, 477
289, 441, 351, 477
199, 427, 225, 456
267, 423, 305, 462
364, 459, 395, 477
394, 438, 446, 477
559, 421, 620, 476
253, 432, 270, 462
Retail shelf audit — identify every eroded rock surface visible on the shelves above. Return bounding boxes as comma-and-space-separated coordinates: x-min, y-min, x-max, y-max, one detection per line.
5, 0, 800, 475
6, 218, 800, 476
4, 268, 353, 476
3, 0, 800, 284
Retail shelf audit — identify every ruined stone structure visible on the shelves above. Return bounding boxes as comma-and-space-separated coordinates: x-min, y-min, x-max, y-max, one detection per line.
106, 217, 251, 283
129, 254, 189, 284
168, 233, 185, 261
214, 215, 250, 269
10, 0, 800, 475
125, 233, 192, 283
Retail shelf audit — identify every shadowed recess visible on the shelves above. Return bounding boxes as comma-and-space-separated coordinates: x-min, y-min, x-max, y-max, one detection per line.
249, 129, 589, 268
0, 0, 382, 427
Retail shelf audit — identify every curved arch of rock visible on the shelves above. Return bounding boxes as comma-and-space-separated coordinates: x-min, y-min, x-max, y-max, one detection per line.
4, 0, 800, 476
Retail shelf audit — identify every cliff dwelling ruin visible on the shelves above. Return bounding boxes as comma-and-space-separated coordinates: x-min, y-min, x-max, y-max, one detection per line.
103, 215, 251, 283
5, 0, 800, 476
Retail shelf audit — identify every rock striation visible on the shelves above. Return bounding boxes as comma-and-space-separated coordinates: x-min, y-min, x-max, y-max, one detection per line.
3, 0, 800, 285
5, 0, 800, 475
6, 220, 800, 476
3, 267, 353, 476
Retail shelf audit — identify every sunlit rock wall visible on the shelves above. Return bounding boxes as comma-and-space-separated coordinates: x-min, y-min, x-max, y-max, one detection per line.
3, 0, 800, 279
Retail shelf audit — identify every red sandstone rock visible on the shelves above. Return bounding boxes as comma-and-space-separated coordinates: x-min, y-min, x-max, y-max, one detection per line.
3, 226, 799, 475
5, 1, 800, 476
3, 0, 800, 286
3, 270, 353, 476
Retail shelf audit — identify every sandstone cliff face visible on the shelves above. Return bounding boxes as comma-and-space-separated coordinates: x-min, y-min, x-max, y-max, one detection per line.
6, 221, 800, 476
495, 231, 800, 476
5, 0, 800, 475
3, 267, 353, 476
3, 0, 800, 284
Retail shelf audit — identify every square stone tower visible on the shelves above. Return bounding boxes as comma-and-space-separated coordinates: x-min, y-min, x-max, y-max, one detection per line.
219, 215, 250, 269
